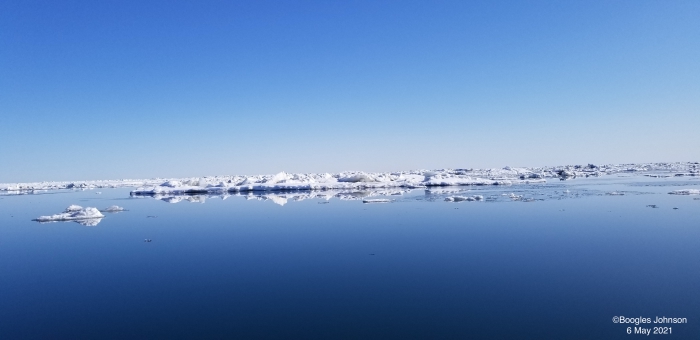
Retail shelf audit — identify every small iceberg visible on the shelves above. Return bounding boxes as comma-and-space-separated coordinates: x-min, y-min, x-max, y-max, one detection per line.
34, 205, 105, 223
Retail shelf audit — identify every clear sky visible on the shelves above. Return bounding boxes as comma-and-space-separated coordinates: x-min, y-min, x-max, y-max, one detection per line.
1, 0, 698, 182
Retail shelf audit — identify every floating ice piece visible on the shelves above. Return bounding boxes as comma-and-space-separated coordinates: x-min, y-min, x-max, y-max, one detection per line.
445, 195, 484, 202
504, 193, 523, 200
103, 205, 126, 212
606, 191, 625, 196
668, 189, 700, 195
34, 205, 105, 222
362, 199, 391, 203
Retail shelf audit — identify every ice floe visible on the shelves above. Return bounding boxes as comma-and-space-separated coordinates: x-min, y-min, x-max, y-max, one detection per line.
668, 189, 700, 195
444, 195, 484, 202
606, 191, 625, 196
34, 205, 105, 223
103, 205, 126, 212
362, 199, 392, 203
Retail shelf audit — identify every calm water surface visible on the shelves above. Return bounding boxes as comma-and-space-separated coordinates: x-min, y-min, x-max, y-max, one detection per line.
1, 176, 699, 339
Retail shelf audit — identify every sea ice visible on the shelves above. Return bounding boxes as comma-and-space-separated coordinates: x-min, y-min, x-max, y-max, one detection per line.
34, 205, 105, 222
445, 195, 484, 202
103, 205, 126, 212
3, 162, 698, 196
362, 199, 392, 203
668, 189, 700, 195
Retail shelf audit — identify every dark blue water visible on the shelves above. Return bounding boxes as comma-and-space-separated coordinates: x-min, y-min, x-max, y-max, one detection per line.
1, 176, 699, 339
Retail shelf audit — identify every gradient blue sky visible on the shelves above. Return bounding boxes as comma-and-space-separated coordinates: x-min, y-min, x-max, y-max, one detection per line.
1, 0, 698, 182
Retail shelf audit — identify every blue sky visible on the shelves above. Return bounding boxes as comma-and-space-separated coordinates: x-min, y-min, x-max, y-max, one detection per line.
1, 0, 698, 182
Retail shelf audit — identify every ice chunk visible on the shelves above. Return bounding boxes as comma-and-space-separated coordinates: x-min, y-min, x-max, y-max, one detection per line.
65, 205, 83, 212
34, 205, 105, 222
266, 172, 289, 184
505, 193, 523, 200
668, 189, 700, 195
445, 195, 483, 202
103, 205, 126, 212
160, 180, 183, 188
362, 199, 391, 203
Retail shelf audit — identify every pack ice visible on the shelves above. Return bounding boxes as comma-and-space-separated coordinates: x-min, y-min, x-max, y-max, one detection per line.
1, 162, 697, 196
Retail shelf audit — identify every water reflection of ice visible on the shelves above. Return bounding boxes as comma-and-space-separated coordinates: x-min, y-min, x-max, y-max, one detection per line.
130, 182, 662, 206
38, 218, 104, 226
133, 188, 414, 206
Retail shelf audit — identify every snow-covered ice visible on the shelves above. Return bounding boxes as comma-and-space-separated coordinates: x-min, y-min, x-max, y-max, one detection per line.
34, 205, 105, 223
2, 162, 697, 197
103, 205, 126, 212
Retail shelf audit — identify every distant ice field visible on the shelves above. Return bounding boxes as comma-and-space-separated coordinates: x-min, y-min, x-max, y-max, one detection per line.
1, 162, 698, 197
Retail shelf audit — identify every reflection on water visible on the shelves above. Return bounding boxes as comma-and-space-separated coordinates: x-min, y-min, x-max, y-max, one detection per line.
132, 188, 415, 205
129, 184, 656, 206
36, 218, 104, 226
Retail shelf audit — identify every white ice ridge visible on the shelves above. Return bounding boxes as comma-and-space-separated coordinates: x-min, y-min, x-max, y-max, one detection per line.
33, 205, 105, 222
128, 170, 546, 196
668, 189, 700, 195
1, 161, 697, 195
